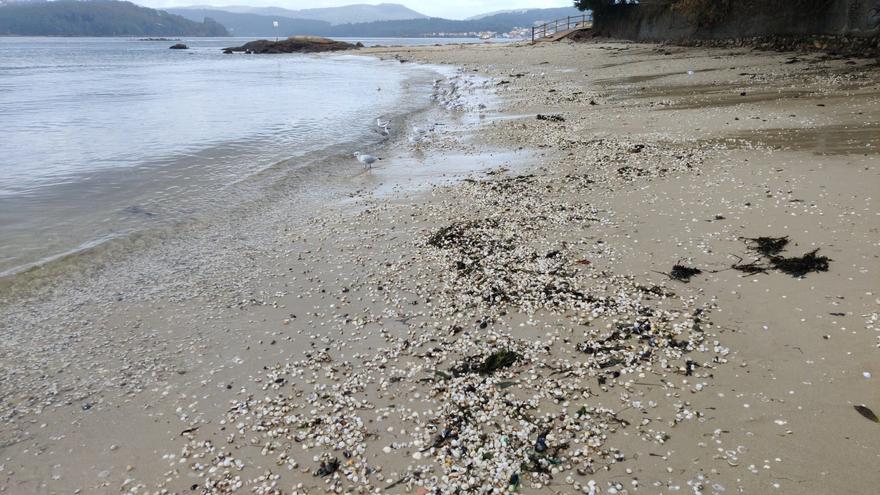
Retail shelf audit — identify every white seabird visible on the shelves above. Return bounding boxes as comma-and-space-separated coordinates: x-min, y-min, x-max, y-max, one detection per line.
376, 118, 391, 136
354, 152, 380, 169
409, 125, 432, 144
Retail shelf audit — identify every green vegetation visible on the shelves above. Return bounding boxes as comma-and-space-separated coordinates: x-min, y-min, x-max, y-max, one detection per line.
0, 0, 229, 36
574, 0, 636, 11
573, 0, 639, 26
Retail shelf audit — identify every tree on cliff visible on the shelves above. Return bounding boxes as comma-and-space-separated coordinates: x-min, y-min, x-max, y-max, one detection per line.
574, 0, 639, 26
574, 0, 637, 10
871, 2, 880, 29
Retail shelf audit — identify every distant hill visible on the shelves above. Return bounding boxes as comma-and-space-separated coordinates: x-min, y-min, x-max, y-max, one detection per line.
466, 9, 530, 21
171, 6, 586, 38
178, 3, 427, 25
169, 8, 330, 37
465, 7, 584, 21
0, 0, 229, 36
458, 7, 586, 30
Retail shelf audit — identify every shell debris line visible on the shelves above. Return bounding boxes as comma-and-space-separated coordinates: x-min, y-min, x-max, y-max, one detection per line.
164, 112, 727, 493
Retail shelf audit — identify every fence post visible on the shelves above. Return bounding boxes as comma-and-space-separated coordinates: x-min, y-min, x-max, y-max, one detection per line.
531, 26, 535, 42
567, 16, 571, 30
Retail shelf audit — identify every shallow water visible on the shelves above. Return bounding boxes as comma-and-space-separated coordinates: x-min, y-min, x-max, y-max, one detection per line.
0, 37, 444, 276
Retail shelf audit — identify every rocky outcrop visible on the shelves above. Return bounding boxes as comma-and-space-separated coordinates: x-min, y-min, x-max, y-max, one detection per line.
169, 43, 189, 50
668, 34, 880, 58
595, 0, 879, 41
223, 36, 358, 54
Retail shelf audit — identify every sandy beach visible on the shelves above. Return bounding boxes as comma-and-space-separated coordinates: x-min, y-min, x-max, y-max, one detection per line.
1, 39, 878, 494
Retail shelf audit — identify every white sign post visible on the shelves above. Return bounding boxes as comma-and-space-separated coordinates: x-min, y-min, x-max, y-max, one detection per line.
272, 20, 279, 42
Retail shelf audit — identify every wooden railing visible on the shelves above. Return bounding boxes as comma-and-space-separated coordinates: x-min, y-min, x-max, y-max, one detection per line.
531, 14, 593, 42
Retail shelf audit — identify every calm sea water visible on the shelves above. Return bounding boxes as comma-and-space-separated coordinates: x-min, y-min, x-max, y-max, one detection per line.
0, 37, 480, 277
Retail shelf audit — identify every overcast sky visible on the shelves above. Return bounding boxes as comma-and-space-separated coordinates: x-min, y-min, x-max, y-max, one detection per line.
137, 1, 574, 20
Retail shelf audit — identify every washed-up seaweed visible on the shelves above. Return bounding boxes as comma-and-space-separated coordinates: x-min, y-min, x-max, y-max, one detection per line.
731, 255, 769, 275
427, 220, 491, 248
746, 236, 789, 256
668, 264, 702, 282
451, 350, 520, 376
314, 457, 339, 477
179, 426, 199, 436
735, 237, 831, 278
769, 249, 830, 277
854, 405, 879, 423
536, 114, 565, 122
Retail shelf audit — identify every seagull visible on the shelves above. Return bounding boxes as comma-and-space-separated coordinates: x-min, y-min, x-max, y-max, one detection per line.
354, 152, 380, 169
376, 118, 391, 136
409, 125, 431, 144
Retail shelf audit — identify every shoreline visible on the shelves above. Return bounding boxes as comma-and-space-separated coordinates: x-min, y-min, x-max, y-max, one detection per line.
0, 55, 511, 448
1, 40, 878, 494
0, 54, 453, 298
0, 49, 442, 289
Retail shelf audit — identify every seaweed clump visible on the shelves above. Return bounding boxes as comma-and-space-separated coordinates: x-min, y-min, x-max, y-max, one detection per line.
536, 114, 565, 122
747, 236, 789, 256
427, 219, 499, 249
669, 264, 703, 282
770, 249, 830, 277
314, 457, 340, 477
735, 236, 831, 278
452, 350, 521, 376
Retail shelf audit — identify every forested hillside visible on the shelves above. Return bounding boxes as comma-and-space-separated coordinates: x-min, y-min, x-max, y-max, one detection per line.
0, 0, 229, 36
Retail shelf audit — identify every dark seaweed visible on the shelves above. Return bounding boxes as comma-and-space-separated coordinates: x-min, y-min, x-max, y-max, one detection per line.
770, 249, 830, 277
452, 350, 521, 376
747, 236, 789, 256
854, 405, 879, 423
730, 255, 770, 275
669, 265, 703, 282
736, 238, 831, 278
476, 350, 520, 374
314, 457, 339, 477
536, 114, 565, 122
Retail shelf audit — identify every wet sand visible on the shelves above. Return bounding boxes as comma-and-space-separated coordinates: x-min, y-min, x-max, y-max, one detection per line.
1, 41, 878, 494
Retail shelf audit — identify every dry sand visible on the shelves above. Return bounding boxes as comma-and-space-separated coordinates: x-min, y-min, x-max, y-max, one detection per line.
1, 40, 878, 494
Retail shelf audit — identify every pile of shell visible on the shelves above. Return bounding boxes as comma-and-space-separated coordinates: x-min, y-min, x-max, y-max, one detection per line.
166, 78, 723, 495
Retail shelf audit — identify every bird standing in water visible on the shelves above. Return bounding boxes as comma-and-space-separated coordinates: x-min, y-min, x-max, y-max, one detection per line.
354, 152, 379, 169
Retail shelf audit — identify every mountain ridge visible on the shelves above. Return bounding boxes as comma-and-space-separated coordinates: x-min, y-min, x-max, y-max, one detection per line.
465, 9, 529, 21
175, 3, 427, 25
0, 1, 585, 38
0, 0, 229, 36
170, 6, 585, 37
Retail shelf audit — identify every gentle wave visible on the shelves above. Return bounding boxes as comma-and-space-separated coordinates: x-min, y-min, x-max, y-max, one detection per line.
0, 37, 440, 279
